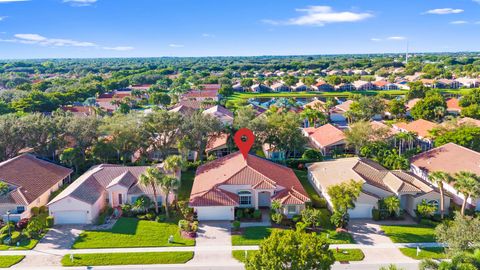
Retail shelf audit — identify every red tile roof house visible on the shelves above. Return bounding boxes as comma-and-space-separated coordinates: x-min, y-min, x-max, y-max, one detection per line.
308, 157, 449, 218
0, 154, 72, 222
181, 90, 219, 102
48, 163, 179, 225
302, 124, 346, 156
446, 98, 461, 115
189, 152, 310, 221
410, 143, 480, 211
392, 119, 438, 151
202, 105, 234, 126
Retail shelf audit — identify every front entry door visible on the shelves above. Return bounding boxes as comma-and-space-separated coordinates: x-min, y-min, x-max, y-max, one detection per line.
258, 192, 271, 207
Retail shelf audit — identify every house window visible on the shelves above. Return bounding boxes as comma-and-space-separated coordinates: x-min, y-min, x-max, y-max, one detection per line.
118, 194, 123, 205
238, 191, 252, 206
287, 205, 297, 214
131, 196, 137, 204
16, 206, 25, 214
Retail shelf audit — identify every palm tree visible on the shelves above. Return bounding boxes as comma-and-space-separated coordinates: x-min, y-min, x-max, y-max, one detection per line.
158, 176, 180, 219
384, 196, 400, 217
453, 171, 480, 216
428, 171, 453, 219
434, 106, 445, 122
139, 167, 164, 214
163, 155, 184, 179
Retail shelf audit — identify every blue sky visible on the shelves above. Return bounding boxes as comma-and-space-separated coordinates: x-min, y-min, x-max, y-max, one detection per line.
0, 0, 479, 59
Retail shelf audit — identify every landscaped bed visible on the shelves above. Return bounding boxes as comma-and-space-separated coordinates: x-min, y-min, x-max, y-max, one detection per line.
231, 226, 353, 246
0, 256, 25, 267
61, 252, 194, 266
72, 217, 195, 249
178, 169, 195, 201
380, 225, 436, 243
294, 169, 326, 209
399, 247, 447, 260
232, 249, 364, 263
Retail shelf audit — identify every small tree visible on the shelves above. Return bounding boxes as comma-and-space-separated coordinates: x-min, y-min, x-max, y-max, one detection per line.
245, 230, 335, 270
301, 208, 323, 230
139, 167, 164, 214
0, 181, 9, 196
416, 199, 437, 219
428, 171, 452, 219
435, 213, 480, 255
158, 176, 180, 219
453, 171, 480, 216
384, 196, 400, 217
327, 180, 362, 228
132, 195, 152, 213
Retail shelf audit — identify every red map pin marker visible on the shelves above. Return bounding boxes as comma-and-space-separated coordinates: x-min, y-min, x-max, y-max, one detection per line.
234, 128, 255, 160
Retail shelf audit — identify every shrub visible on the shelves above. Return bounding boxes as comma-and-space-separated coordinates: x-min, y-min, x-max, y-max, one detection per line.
16, 218, 29, 230
145, 212, 156, 221
25, 216, 45, 239
331, 211, 349, 229
155, 214, 166, 222
0, 223, 14, 235
46, 216, 54, 228
9, 231, 21, 245
292, 214, 302, 223
419, 218, 439, 228
235, 209, 244, 219
39, 206, 48, 214
177, 201, 194, 220
185, 160, 202, 170
191, 221, 198, 232
30, 207, 39, 216
295, 221, 307, 232
253, 210, 262, 220
302, 149, 323, 161
417, 200, 437, 219
372, 208, 380, 221
121, 204, 133, 217
0, 233, 7, 243
232, 220, 240, 231
271, 213, 284, 224
178, 219, 189, 231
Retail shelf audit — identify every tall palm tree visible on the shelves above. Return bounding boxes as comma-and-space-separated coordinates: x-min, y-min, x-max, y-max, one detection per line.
158, 176, 180, 219
453, 171, 480, 216
164, 155, 184, 179
139, 167, 164, 214
428, 171, 453, 219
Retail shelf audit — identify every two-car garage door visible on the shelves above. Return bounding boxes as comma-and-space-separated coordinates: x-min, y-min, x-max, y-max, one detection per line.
348, 203, 373, 219
195, 206, 234, 221
54, 211, 88, 225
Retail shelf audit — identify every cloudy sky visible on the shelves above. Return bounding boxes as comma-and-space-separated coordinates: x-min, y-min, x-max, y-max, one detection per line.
0, 0, 479, 59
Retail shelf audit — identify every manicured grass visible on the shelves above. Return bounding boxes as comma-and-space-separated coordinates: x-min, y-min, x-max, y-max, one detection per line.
399, 247, 447, 260
0, 238, 39, 251
231, 226, 354, 246
333, 249, 365, 262
61, 252, 194, 266
232, 249, 364, 263
380, 225, 436, 243
178, 169, 195, 201
0, 256, 25, 267
294, 169, 325, 209
72, 217, 195, 249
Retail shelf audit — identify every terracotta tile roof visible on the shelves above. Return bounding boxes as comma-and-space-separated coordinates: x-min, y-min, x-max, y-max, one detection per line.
373, 80, 389, 87
182, 90, 218, 99
457, 117, 480, 127
190, 152, 309, 206
205, 133, 229, 153
305, 124, 346, 148
446, 98, 461, 112
406, 98, 421, 110
411, 143, 480, 175
370, 121, 399, 137
60, 106, 94, 116
393, 119, 438, 138
200, 84, 221, 91
0, 154, 72, 205
203, 105, 234, 118
303, 99, 325, 109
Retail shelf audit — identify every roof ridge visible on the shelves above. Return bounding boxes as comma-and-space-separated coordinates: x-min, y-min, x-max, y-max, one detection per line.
0, 153, 31, 169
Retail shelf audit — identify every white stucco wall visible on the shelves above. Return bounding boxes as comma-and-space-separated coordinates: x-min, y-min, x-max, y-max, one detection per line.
49, 196, 96, 224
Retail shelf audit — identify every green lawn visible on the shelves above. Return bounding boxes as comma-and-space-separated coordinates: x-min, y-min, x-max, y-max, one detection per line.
380, 225, 436, 243
61, 252, 194, 266
0, 256, 25, 267
72, 217, 195, 249
399, 247, 447, 260
333, 249, 365, 262
178, 169, 195, 201
232, 249, 364, 263
0, 230, 49, 251
231, 226, 353, 246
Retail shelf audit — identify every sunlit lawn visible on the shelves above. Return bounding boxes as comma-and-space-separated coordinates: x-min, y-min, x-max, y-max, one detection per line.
0, 256, 25, 267
380, 225, 436, 243
399, 247, 447, 260
61, 252, 193, 266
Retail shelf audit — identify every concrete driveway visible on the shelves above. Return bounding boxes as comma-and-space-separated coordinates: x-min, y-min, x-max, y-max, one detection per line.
188, 221, 241, 266
13, 225, 84, 268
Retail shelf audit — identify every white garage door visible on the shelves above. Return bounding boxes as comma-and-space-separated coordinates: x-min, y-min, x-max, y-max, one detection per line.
54, 211, 88, 224
196, 206, 234, 221
348, 204, 373, 219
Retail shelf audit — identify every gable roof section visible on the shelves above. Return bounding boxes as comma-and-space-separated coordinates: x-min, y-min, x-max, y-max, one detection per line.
394, 119, 437, 138
190, 152, 309, 207
306, 124, 346, 148
0, 154, 72, 205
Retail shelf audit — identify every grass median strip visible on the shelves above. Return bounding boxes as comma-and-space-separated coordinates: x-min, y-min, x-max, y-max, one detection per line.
61, 252, 194, 266
232, 249, 364, 263
399, 247, 447, 260
0, 256, 25, 268
73, 217, 195, 249
380, 225, 436, 243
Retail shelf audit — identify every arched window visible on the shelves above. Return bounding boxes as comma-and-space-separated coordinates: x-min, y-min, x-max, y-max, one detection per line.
428, 200, 439, 211
238, 191, 252, 206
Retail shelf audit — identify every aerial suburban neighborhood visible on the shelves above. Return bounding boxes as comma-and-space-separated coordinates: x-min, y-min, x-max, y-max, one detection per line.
0, 1, 480, 270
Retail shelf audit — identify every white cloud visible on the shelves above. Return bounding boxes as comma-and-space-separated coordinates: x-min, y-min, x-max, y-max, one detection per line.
0, 16, 6, 21
263, 5, 373, 27
450, 20, 468, 24
169, 44, 184, 48
102, 46, 134, 51
387, 36, 406, 40
202, 33, 215, 38
0, 0, 28, 2
425, 8, 463, 15
370, 38, 382, 42
63, 0, 97, 7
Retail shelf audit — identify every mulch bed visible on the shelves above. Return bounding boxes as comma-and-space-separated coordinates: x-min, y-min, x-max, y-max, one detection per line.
230, 228, 245, 235
181, 231, 197, 239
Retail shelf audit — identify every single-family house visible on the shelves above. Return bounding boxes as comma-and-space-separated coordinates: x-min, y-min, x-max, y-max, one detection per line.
353, 80, 376, 91
308, 157, 450, 218
405, 98, 421, 117
202, 105, 234, 126
335, 83, 355, 91
199, 84, 221, 91
251, 84, 271, 93
303, 124, 346, 156
446, 98, 461, 115
410, 143, 480, 210
271, 83, 290, 92
0, 154, 72, 221
313, 81, 335, 92
436, 79, 460, 89
181, 90, 219, 102
189, 152, 310, 220
48, 163, 179, 224
330, 100, 353, 123
455, 78, 480, 88
232, 83, 244, 92
457, 117, 480, 127
205, 133, 230, 158
373, 81, 399, 90
392, 119, 438, 150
